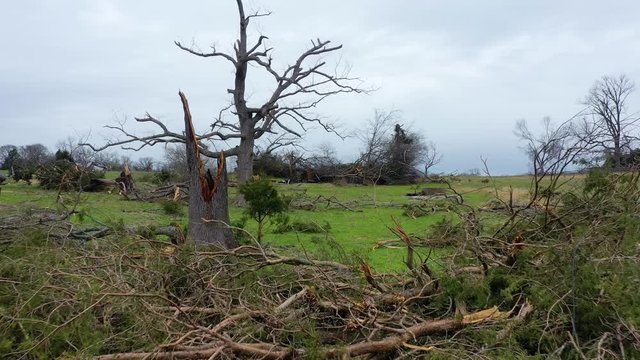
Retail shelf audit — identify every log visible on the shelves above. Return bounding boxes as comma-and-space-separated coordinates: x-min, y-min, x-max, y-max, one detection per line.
323, 318, 463, 358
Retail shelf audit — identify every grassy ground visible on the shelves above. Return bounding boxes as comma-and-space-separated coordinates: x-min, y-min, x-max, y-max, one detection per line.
0, 172, 547, 272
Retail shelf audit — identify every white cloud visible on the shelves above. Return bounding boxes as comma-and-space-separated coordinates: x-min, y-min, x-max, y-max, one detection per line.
78, 0, 127, 29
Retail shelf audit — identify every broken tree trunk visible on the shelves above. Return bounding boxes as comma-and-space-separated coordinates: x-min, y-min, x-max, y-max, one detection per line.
180, 91, 236, 248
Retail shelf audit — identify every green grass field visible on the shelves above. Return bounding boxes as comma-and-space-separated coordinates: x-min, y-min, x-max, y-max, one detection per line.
0, 171, 547, 272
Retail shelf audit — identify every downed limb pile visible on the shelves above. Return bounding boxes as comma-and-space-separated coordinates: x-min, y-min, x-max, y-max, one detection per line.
0, 208, 185, 245
85, 242, 528, 360
1, 214, 538, 359
29, 242, 533, 360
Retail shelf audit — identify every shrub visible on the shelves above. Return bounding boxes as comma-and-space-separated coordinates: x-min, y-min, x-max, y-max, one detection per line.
238, 177, 287, 243
160, 200, 183, 216
152, 169, 178, 185
11, 161, 35, 184
230, 216, 251, 245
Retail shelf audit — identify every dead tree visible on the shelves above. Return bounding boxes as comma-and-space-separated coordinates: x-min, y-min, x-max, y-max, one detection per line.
356, 109, 397, 184
583, 74, 638, 168
511, 117, 596, 233
176, 0, 364, 187
423, 140, 442, 177
84, 0, 364, 190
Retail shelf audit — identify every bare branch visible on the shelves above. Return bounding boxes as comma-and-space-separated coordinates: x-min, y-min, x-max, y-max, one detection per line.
174, 41, 237, 66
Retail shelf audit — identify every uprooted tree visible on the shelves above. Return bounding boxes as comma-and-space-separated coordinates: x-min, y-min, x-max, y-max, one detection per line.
84, 0, 363, 191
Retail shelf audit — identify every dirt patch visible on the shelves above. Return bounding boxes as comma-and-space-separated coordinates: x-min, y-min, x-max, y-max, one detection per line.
455, 186, 531, 204
494, 187, 531, 203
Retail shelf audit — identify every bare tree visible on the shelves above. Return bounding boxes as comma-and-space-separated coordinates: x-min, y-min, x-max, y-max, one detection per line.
312, 142, 339, 169
134, 157, 154, 172
423, 141, 442, 177
162, 144, 188, 175
57, 136, 121, 170
357, 110, 397, 184
120, 155, 132, 169
514, 116, 598, 221
84, 0, 364, 190
305, 142, 341, 181
19, 144, 51, 166
284, 150, 305, 182
356, 110, 434, 184
505, 118, 585, 235
92, 152, 122, 171
583, 74, 638, 168
176, 0, 364, 186
80, 0, 363, 245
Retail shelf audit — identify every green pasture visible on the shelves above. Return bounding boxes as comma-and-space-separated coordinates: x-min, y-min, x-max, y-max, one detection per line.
0, 172, 571, 272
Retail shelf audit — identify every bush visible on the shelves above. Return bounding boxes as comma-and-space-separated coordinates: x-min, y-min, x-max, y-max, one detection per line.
159, 200, 184, 216
152, 169, 179, 185
238, 177, 288, 243
11, 161, 35, 184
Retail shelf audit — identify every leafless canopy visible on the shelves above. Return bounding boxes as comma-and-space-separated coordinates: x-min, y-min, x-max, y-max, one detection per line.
582, 74, 638, 167
423, 141, 442, 176
515, 117, 592, 178
84, 0, 365, 177
356, 109, 398, 182
357, 110, 438, 183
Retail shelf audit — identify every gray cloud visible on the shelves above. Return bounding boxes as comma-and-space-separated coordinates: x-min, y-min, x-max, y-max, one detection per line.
1, 0, 639, 174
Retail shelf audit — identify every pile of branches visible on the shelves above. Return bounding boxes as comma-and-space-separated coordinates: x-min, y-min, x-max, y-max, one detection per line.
285, 190, 407, 212
0, 230, 537, 359
288, 193, 361, 212
0, 206, 185, 246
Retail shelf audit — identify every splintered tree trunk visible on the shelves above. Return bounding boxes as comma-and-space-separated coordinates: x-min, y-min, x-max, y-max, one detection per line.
180, 91, 236, 248
187, 161, 235, 247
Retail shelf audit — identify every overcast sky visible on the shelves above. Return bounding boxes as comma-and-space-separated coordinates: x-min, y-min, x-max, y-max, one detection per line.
2, 0, 640, 175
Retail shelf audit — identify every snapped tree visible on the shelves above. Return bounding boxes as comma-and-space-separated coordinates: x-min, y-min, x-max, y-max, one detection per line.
180, 92, 235, 248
